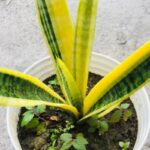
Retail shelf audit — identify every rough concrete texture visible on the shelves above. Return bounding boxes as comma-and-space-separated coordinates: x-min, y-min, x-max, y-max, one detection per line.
0, 0, 150, 149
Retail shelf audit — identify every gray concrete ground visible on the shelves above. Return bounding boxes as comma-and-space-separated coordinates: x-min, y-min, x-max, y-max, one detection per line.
0, 0, 150, 149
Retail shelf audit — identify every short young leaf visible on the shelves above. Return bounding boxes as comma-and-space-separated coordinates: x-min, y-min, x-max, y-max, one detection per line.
86, 117, 98, 127
73, 133, 88, 150
76, 133, 88, 145
48, 78, 59, 86
60, 133, 72, 142
73, 141, 86, 150
21, 111, 34, 127
123, 110, 132, 122
87, 117, 99, 133
35, 105, 46, 114
60, 133, 73, 150
109, 110, 122, 123
119, 141, 130, 150
120, 103, 130, 110
98, 121, 109, 134
60, 141, 73, 150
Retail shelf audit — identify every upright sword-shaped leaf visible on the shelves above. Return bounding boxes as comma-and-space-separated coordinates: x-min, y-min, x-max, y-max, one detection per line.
35, 0, 74, 71
35, 0, 82, 108
56, 58, 82, 111
73, 0, 99, 99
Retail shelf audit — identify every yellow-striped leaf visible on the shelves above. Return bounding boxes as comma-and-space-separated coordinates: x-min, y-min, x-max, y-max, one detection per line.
82, 41, 150, 120
35, 0, 78, 105
73, 0, 99, 98
56, 58, 82, 111
0, 68, 64, 103
35, 0, 74, 72
79, 99, 124, 122
0, 96, 79, 118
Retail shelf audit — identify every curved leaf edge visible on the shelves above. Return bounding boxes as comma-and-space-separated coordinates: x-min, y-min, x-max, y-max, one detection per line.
0, 96, 79, 118
79, 78, 150, 122
83, 41, 150, 115
0, 68, 65, 103
56, 58, 82, 111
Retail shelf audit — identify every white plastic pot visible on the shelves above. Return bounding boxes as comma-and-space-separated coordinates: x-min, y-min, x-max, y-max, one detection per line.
7, 53, 150, 150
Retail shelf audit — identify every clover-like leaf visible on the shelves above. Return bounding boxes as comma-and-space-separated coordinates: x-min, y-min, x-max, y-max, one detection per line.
73, 133, 88, 150
60, 133, 72, 143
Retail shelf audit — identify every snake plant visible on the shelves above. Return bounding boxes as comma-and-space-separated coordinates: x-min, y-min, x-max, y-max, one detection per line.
0, 0, 150, 123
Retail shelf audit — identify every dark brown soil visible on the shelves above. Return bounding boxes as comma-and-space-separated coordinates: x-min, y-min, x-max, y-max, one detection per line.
18, 73, 138, 150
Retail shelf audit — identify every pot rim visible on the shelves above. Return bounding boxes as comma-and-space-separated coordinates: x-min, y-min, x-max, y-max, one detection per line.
6, 52, 150, 150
